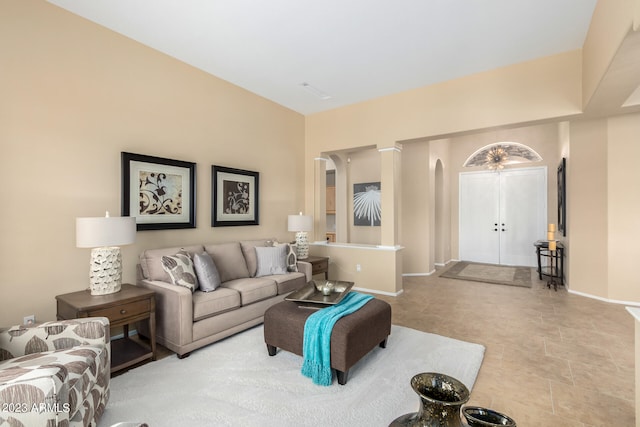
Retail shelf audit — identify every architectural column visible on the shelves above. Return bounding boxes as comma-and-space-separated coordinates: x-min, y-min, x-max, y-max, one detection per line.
313, 156, 327, 242
378, 144, 402, 247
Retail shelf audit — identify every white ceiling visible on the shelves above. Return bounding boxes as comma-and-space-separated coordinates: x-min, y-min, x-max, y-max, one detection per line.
47, 0, 598, 115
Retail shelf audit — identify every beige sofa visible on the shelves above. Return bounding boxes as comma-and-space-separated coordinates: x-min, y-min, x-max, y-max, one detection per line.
136, 239, 311, 358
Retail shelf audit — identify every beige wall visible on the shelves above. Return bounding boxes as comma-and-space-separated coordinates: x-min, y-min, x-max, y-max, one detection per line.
567, 119, 609, 298
562, 112, 640, 302
347, 148, 381, 245
430, 139, 452, 267
400, 138, 451, 275
582, 0, 637, 108
0, 1, 305, 325
305, 50, 582, 155
607, 113, 640, 301
309, 244, 402, 295
400, 143, 430, 273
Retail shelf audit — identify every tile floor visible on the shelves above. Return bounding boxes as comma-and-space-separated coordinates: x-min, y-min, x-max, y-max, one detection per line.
374, 271, 635, 427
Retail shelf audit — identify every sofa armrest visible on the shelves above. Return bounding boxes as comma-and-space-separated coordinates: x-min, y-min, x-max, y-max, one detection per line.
296, 261, 312, 282
137, 279, 193, 347
0, 318, 110, 361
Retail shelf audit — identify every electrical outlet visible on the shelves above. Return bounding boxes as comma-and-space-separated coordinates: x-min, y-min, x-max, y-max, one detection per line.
356, 264, 361, 272
23, 315, 35, 325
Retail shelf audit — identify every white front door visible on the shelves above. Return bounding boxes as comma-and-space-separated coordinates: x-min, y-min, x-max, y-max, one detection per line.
459, 172, 500, 264
459, 167, 547, 267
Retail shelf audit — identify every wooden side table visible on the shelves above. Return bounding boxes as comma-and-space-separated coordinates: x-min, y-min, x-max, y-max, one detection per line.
304, 255, 329, 280
56, 283, 156, 374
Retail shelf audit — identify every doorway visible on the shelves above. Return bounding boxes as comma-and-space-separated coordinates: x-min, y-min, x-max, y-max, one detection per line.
459, 167, 547, 267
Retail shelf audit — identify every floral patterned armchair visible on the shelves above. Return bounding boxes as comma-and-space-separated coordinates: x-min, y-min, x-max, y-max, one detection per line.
0, 317, 110, 427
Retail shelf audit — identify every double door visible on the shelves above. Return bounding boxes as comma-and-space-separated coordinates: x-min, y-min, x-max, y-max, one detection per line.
459, 167, 547, 267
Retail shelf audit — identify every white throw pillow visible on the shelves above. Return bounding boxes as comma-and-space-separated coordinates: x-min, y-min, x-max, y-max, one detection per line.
255, 245, 288, 277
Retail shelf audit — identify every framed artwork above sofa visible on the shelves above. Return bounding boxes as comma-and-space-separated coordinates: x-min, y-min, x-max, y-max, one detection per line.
121, 152, 196, 230
211, 165, 259, 227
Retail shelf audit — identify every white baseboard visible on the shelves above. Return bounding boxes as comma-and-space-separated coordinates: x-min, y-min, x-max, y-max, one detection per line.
403, 259, 457, 277
402, 271, 434, 277
353, 286, 404, 297
567, 289, 640, 307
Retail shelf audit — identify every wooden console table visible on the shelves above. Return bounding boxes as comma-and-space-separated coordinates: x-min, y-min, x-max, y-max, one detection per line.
56, 283, 156, 374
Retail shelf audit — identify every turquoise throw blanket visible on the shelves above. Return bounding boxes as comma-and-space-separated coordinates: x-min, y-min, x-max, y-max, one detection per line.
301, 292, 373, 386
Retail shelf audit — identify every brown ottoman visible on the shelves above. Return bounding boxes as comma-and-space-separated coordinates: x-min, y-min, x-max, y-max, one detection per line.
263, 298, 392, 385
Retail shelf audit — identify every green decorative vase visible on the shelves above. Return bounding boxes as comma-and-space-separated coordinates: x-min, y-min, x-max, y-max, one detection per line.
390, 372, 470, 427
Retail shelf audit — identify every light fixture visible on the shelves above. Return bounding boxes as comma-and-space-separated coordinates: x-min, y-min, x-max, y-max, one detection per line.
287, 212, 313, 259
76, 211, 136, 295
300, 82, 332, 100
463, 142, 542, 170
485, 146, 509, 170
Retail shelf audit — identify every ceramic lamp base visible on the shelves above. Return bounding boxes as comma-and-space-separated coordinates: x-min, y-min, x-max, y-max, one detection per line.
89, 246, 123, 295
295, 231, 310, 259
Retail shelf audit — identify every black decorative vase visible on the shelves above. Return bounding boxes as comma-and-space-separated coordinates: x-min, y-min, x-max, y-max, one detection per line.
462, 406, 517, 427
390, 372, 470, 427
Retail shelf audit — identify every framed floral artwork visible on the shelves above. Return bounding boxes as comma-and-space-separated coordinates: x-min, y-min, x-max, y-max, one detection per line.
121, 152, 196, 230
212, 165, 259, 227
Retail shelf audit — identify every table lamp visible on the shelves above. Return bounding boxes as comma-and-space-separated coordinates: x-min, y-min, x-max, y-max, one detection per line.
287, 212, 313, 259
76, 211, 136, 295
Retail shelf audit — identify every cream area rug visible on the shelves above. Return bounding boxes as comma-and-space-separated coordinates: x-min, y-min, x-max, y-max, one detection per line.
101, 325, 485, 427
439, 261, 533, 288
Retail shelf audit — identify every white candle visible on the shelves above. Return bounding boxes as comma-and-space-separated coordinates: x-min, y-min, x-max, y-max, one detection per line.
547, 231, 555, 241
548, 223, 556, 232
549, 240, 557, 251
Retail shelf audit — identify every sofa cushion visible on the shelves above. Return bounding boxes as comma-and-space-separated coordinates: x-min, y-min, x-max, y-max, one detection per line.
193, 252, 221, 292
255, 245, 288, 277
192, 288, 241, 321
139, 245, 205, 282
162, 251, 199, 292
205, 242, 250, 283
268, 271, 307, 295
221, 277, 277, 305
240, 239, 275, 277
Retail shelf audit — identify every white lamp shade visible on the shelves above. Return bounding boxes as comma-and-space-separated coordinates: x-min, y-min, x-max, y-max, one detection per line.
288, 214, 313, 232
76, 216, 136, 248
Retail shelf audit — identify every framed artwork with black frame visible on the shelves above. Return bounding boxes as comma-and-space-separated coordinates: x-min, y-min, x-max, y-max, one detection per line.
212, 165, 259, 227
121, 152, 196, 230
353, 181, 381, 226
557, 157, 566, 237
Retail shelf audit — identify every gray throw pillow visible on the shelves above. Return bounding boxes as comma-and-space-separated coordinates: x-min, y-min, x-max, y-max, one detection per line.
161, 251, 199, 292
255, 245, 288, 277
193, 252, 221, 292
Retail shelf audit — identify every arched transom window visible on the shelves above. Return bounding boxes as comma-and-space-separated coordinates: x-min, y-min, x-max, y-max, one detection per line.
463, 142, 542, 170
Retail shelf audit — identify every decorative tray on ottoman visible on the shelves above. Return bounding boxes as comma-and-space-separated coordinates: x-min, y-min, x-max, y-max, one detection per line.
285, 280, 354, 307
